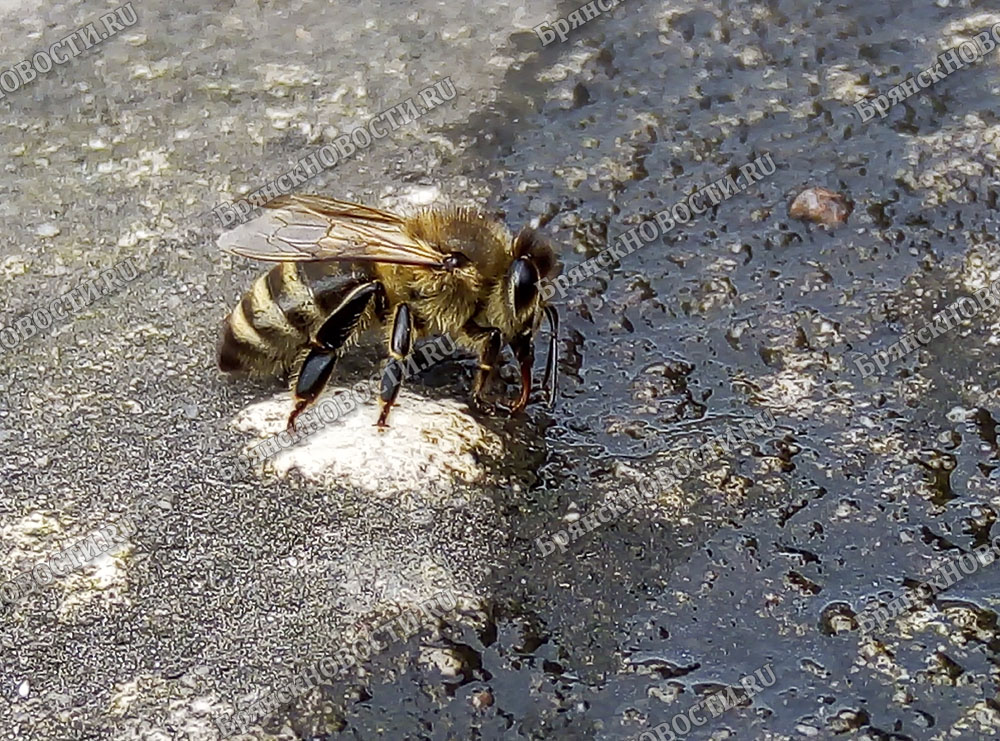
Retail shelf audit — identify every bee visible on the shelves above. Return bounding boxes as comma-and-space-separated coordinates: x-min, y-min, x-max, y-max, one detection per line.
217, 194, 560, 429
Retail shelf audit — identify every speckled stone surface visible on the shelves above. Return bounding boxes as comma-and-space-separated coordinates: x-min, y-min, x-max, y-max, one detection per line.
1, 1, 1000, 739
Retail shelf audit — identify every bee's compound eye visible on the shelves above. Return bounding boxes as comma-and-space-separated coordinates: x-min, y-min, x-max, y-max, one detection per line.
443, 252, 470, 270
510, 257, 539, 313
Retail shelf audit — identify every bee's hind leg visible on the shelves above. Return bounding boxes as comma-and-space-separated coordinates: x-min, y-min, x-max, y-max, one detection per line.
287, 281, 386, 431
289, 349, 338, 430
377, 303, 413, 428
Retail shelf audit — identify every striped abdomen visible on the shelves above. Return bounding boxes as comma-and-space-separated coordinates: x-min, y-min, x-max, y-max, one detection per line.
217, 261, 368, 376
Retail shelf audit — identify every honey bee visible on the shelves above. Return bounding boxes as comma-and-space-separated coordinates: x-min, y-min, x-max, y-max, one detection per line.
217, 194, 560, 428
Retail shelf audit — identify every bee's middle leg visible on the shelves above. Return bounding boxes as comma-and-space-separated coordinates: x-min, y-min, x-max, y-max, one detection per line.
462, 320, 503, 408
288, 281, 387, 430
377, 303, 413, 428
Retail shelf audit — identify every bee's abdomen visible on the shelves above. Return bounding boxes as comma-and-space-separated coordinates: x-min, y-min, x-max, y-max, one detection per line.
217, 262, 368, 376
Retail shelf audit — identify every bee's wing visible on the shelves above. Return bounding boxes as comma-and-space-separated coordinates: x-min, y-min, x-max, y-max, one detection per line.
218, 194, 447, 268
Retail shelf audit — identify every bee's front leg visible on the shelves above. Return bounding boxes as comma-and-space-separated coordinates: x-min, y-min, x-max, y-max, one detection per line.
542, 305, 559, 408
377, 303, 413, 428
509, 332, 535, 414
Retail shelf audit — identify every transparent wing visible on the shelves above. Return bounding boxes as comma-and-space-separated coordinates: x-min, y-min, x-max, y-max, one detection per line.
218, 194, 446, 268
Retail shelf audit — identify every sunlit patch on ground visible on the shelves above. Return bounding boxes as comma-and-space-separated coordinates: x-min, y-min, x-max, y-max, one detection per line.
230, 386, 504, 497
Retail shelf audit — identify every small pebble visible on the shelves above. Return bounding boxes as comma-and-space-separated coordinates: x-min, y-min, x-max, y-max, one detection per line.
789, 187, 850, 226
471, 688, 494, 710
421, 647, 464, 677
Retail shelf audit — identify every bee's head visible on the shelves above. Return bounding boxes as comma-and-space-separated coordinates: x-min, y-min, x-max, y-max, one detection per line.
505, 227, 561, 323
505, 227, 561, 408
